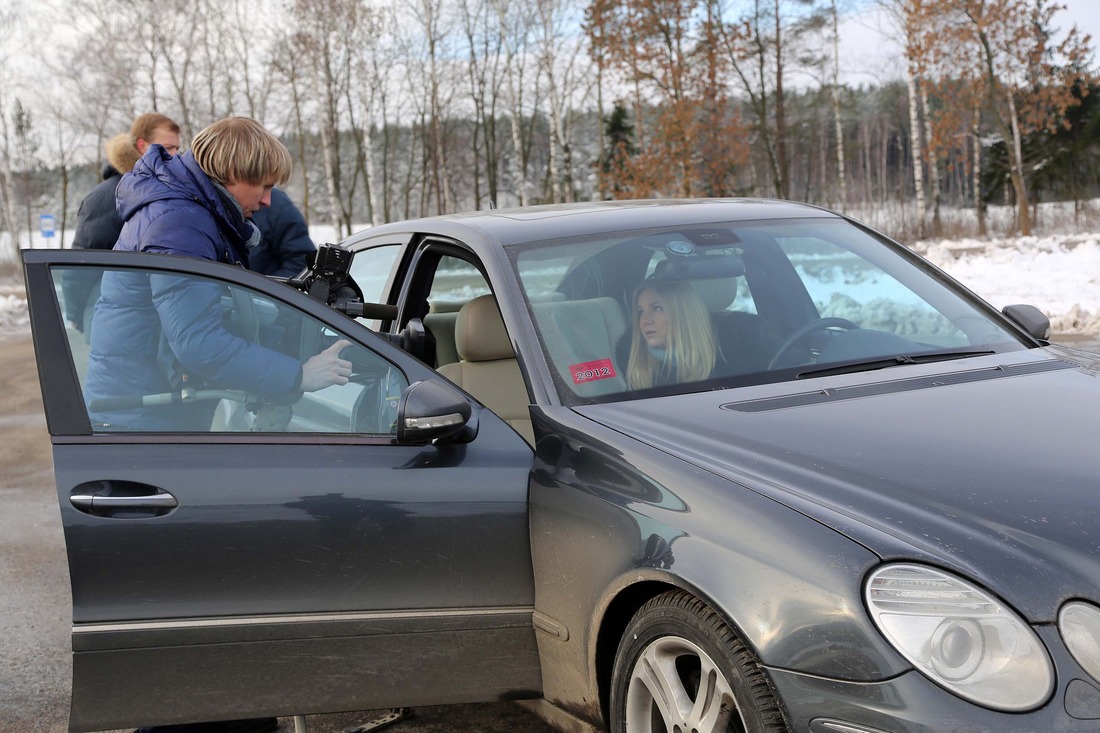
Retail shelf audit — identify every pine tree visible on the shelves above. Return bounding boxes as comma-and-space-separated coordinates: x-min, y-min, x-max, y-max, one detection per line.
601, 102, 636, 198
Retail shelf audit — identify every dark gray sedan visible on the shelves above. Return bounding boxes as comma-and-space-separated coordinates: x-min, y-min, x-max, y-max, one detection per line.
24, 199, 1100, 732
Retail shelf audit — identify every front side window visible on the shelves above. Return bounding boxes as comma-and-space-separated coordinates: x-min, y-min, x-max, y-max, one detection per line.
55, 266, 406, 434
511, 218, 1027, 405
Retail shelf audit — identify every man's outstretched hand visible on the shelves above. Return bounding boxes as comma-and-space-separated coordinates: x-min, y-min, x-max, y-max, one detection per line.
300, 339, 353, 392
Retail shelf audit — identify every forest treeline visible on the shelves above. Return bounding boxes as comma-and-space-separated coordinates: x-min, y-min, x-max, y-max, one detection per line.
0, 0, 1096, 253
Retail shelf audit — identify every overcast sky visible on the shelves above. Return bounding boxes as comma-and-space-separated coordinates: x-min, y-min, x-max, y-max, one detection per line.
836, 0, 1100, 88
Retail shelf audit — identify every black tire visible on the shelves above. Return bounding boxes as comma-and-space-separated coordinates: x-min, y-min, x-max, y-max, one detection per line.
610, 590, 787, 733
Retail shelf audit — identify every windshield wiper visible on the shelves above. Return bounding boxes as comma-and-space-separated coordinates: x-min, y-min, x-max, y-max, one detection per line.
796, 350, 996, 379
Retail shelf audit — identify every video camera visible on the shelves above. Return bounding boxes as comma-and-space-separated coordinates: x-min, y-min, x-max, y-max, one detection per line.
287, 244, 396, 321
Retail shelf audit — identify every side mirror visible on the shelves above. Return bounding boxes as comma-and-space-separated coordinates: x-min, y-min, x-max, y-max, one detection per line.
1002, 304, 1051, 341
396, 379, 478, 445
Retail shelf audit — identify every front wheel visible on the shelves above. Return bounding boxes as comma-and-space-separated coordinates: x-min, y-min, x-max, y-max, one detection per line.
610, 591, 786, 733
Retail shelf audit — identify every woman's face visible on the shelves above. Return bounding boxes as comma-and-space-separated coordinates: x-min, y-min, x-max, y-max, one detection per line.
636, 287, 670, 349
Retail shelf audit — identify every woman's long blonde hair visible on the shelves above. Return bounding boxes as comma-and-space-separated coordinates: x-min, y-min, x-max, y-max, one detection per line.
627, 280, 716, 389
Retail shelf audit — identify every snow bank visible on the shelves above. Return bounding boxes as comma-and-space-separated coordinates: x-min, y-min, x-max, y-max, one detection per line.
916, 233, 1100, 337
0, 290, 29, 338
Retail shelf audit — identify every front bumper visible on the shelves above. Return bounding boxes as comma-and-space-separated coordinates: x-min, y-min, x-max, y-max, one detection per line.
769, 626, 1100, 733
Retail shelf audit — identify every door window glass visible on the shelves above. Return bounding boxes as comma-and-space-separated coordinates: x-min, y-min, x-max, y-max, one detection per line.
427, 255, 491, 310
349, 243, 401, 305
54, 265, 407, 435
420, 255, 491, 370
349, 244, 402, 331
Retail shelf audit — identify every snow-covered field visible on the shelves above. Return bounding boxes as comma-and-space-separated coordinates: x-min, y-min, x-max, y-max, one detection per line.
916, 232, 1100, 337
2, 228, 1099, 342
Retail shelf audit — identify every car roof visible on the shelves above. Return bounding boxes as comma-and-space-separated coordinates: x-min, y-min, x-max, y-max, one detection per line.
357, 198, 843, 249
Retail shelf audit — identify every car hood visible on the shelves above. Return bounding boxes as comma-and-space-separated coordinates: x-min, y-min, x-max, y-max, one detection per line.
576, 347, 1100, 622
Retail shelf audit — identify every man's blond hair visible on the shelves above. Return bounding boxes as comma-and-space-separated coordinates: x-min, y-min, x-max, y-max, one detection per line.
106, 133, 141, 175
130, 113, 180, 147
190, 117, 292, 186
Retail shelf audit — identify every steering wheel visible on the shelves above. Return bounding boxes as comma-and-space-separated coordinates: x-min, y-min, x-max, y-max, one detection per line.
767, 317, 860, 370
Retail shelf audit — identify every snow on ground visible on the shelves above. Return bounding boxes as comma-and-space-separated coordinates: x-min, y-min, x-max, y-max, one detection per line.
0, 290, 30, 336
1, 229, 1099, 340
915, 232, 1100, 336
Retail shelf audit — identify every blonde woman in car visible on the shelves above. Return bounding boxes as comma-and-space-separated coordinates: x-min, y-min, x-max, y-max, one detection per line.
627, 279, 718, 389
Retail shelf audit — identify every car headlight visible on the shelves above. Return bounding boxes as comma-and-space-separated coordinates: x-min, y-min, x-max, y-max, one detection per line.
1060, 601, 1100, 684
864, 563, 1053, 711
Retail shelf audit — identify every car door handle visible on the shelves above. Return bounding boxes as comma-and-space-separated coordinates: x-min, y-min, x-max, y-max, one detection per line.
69, 481, 179, 517
70, 493, 178, 510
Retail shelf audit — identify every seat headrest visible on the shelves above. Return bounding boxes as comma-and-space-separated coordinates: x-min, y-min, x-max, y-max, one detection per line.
649, 255, 741, 311
455, 294, 515, 362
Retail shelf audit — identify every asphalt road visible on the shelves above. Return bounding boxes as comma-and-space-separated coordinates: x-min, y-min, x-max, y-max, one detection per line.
0, 333, 557, 732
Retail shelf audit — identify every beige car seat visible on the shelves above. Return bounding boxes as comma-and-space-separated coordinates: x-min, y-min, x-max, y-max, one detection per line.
438, 295, 533, 445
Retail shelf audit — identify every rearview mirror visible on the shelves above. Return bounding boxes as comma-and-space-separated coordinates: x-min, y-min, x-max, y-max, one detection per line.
396, 379, 477, 445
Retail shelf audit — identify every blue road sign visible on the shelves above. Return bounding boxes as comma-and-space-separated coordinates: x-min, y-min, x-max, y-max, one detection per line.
40, 213, 56, 238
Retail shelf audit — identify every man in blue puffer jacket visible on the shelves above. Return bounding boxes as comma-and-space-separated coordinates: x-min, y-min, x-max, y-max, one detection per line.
84, 117, 350, 432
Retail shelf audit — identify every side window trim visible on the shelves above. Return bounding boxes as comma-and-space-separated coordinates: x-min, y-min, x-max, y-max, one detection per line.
27, 258, 92, 436
397, 239, 491, 327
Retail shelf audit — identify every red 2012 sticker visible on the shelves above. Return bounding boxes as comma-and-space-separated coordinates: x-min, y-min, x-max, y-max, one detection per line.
570, 358, 617, 384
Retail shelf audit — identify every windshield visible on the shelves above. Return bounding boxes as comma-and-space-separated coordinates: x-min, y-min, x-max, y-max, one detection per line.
511, 218, 1028, 404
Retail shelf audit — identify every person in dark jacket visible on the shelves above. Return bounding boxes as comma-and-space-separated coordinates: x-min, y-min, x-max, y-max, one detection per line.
72, 133, 143, 252
249, 186, 315, 277
62, 133, 143, 330
84, 117, 351, 434
62, 131, 144, 327
63, 115, 181, 331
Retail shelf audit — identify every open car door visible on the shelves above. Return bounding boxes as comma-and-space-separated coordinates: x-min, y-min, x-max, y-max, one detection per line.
22, 249, 539, 731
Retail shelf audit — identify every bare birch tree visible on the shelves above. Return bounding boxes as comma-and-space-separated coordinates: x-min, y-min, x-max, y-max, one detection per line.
492, 0, 538, 206
270, 32, 314, 222
533, 0, 593, 203
350, 4, 395, 225
457, 0, 507, 209
0, 99, 21, 259
0, 2, 26, 256
880, 0, 930, 235
289, 0, 365, 237
830, 0, 846, 209
715, 0, 784, 198
406, 0, 455, 214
